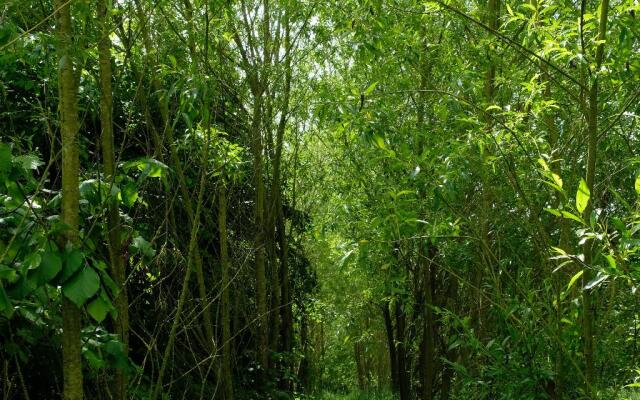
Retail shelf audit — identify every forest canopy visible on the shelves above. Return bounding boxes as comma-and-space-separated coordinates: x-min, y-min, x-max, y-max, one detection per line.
1, 0, 640, 399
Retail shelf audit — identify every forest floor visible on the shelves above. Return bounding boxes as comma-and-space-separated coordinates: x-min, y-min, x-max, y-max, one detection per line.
302, 390, 640, 399
304, 391, 393, 400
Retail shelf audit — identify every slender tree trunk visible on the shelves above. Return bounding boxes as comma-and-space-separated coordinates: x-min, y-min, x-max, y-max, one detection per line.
421, 244, 436, 400
473, 0, 500, 344
97, 1, 129, 398
271, 8, 293, 381
582, 0, 609, 395
382, 302, 399, 394
395, 301, 410, 400
540, 59, 567, 399
298, 313, 310, 390
251, 89, 269, 374
218, 184, 234, 400
55, 0, 83, 398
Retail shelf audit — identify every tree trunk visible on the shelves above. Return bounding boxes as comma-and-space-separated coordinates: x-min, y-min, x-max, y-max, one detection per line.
421, 244, 437, 400
218, 184, 234, 400
55, 0, 83, 398
251, 89, 269, 374
97, 1, 129, 398
382, 302, 399, 394
581, 0, 609, 396
395, 300, 410, 400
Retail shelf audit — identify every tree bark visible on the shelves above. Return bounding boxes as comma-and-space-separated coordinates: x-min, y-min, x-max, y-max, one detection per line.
395, 300, 410, 400
218, 184, 234, 400
421, 244, 437, 400
581, 0, 609, 396
251, 89, 269, 374
382, 301, 399, 394
55, 0, 83, 398
97, 1, 129, 398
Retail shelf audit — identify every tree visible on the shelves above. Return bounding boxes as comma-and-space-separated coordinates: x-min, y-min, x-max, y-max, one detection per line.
55, 0, 83, 398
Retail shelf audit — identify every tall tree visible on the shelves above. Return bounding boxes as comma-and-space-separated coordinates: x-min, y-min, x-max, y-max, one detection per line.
219, 181, 234, 400
97, 0, 129, 398
55, 0, 83, 398
581, 0, 610, 395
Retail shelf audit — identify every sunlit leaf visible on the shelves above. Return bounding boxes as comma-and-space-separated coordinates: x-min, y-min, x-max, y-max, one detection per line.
576, 178, 590, 214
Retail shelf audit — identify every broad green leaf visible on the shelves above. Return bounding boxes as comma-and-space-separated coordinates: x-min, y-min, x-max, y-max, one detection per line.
635, 174, 640, 195
0, 264, 17, 282
120, 182, 139, 207
123, 158, 168, 179
60, 249, 85, 283
13, 154, 43, 171
24, 253, 41, 270
35, 252, 62, 285
576, 178, 590, 214
84, 349, 105, 370
87, 295, 109, 322
104, 340, 128, 370
63, 267, 100, 307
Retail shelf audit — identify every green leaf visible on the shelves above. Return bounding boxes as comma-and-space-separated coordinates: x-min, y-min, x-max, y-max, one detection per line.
24, 253, 41, 270
63, 267, 100, 307
635, 174, 640, 195
506, 2, 514, 15
373, 134, 387, 150
604, 253, 617, 269
123, 158, 168, 179
567, 270, 584, 291
584, 273, 607, 290
35, 252, 62, 285
87, 295, 109, 322
104, 340, 129, 370
60, 249, 85, 283
0, 264, 17, 282
551, 173, 563, 189
576, 178, 590, 215
13, 154, 43, 171
120, 182, 139, 207
364, 81, 378, 95
544, 208, 561, 216
84, 349, 105, 370
560, 210, 584, 224
131, 236, 155, 259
